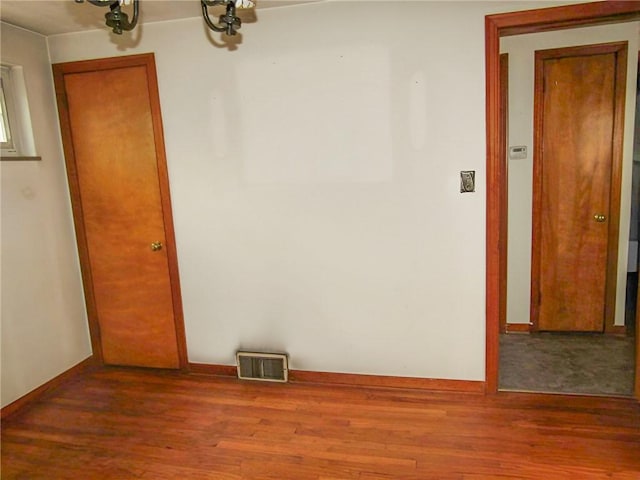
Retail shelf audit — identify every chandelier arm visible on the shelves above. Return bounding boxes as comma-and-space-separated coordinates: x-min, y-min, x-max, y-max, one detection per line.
124, 0, 139, 31
201, 0, 227, 33
107, 0, 139, 32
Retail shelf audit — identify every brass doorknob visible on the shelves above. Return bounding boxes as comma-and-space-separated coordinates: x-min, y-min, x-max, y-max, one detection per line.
151, 241, 163, 251
593, 214, 606, 223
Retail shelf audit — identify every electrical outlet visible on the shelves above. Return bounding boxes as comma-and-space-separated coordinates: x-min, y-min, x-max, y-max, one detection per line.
460, 171, 475, 193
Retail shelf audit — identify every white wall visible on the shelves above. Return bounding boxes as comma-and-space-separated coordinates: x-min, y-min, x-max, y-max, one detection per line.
1, 24, 92, 407
45, 1, 573, 382
502, 23, 639, 326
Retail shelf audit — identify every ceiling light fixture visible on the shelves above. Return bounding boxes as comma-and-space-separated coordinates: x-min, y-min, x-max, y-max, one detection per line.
75, 0, 255, 36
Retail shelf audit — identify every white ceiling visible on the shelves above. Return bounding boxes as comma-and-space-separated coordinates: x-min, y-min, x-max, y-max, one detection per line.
0, 0, 321, 36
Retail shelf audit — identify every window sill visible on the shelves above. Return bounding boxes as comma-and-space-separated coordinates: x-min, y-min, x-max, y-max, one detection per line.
1, 155, 41, 161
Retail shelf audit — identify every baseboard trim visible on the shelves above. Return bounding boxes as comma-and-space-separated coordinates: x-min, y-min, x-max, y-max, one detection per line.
188, 362, 484, 393
605, 324, 627, 335
505, 323, 628, 335
289, 370, 485, 393
505, 323, 531, 333
1, 355, 97, 420
189, 362, 237, 377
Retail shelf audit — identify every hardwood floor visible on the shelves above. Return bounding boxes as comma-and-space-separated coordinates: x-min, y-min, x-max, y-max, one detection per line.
2, 368, 639, 479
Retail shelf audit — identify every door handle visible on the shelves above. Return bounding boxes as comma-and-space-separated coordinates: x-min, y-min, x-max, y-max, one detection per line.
150, 241, 163, 251
593, 214, 606, 223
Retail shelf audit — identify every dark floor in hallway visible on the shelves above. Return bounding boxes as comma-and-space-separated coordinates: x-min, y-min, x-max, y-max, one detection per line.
499, 332, 635, 396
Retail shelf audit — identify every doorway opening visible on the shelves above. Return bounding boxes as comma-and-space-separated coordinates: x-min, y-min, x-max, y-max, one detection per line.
485, 2, 640, 398
500, 38, 634, 396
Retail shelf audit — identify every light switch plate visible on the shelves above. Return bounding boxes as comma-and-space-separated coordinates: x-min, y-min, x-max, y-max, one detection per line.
460, 171, 475, 193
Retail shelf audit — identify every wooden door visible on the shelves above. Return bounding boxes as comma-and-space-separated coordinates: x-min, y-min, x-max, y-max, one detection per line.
53, 54, 187, 368
531, 43, 627, 332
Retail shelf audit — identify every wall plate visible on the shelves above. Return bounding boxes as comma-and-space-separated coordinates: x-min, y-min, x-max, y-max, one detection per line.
460, 171, 475, 193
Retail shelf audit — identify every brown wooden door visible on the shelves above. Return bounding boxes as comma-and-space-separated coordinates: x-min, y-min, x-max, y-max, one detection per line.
531, 43, 627, 332
53, 54, 187, 368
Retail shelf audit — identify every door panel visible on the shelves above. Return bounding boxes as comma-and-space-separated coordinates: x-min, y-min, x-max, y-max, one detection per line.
54, 55, 185, 368
532, 43, 626, 332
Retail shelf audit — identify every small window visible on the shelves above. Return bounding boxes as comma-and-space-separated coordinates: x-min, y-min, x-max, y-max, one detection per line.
0, 64, 38, 159
0, 67, 16, 154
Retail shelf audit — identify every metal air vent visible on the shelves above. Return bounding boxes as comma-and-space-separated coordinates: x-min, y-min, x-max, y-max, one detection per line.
236, 351, 288, 382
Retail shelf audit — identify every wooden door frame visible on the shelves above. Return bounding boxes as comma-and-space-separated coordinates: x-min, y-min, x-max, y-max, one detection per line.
636, 53, 640, 399
485, 1, 640, 397
53, 53, 189, 370
637, 266, 640, 397
498, 53, 509, 335
530, 42, 628, 334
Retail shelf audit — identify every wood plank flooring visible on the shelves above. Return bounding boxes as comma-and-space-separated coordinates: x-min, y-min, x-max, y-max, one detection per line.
2, 368, 639, 479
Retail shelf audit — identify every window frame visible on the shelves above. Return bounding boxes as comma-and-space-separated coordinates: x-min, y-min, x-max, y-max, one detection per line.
0, 65, 17, 155
0, 63, 39, 160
